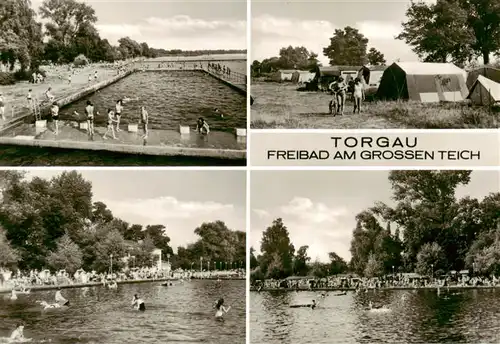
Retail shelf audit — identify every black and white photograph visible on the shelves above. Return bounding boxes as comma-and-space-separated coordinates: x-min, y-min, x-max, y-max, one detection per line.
251, 0, 500, 129
0, 169, 246, 343
0, 0, 247, 166
250, 170, 500, 344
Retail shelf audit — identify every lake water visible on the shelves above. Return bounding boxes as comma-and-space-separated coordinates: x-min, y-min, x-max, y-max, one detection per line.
250, 289, 500, 344
59, 71, 246, 133
0, 280, 245, 344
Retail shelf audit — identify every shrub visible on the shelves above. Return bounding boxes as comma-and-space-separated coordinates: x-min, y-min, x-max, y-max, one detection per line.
0, 72, 16, 85
13, 68, 47, 82
73, 54, 89, 67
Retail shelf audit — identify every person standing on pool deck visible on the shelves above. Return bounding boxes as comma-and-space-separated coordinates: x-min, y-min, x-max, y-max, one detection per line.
85, 100, 95, 137
0, 93, 5, 120
353, 77, 365, 114
115, 100, 123, 132
50, 102, 59, 135
132, 294, 145, 311
214, 298, 231, 319
196, 117, 210, 135
103, 109, 118, 140
140, 106, 148, 139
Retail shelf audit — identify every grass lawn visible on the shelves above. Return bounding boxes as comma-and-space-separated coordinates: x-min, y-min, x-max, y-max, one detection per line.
250, 81, 499, 129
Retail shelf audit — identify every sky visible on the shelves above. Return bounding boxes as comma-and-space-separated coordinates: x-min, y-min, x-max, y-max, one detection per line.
251, 170, 500, 263
251, 0, 438, 64
31, 0, 247, 50
26, 169, 246, 253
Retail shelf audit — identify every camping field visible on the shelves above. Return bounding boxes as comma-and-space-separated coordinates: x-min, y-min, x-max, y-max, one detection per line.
250, 81, 499, 129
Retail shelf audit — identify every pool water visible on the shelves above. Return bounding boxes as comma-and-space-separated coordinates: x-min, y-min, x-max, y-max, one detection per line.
0, 280, 245, 344
59, 71, 246, 133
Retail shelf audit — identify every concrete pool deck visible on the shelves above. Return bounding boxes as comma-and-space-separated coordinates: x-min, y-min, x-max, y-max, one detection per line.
1, 121, 246, 159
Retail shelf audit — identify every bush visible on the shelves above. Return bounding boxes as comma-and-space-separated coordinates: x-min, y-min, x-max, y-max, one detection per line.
13, 68, 47, 82
73, 54, 89, 67
0, 72, 16, 85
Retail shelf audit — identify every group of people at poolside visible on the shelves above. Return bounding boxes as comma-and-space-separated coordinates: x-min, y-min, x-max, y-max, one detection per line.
328, 76, 366, 116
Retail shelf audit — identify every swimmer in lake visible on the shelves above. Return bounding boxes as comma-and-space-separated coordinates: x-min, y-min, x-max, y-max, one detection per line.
214, 298, 231, 319
55, 288, 69, 306
196, 117, 209, 135
9, 324, 29, 342
132, 294, 145, 311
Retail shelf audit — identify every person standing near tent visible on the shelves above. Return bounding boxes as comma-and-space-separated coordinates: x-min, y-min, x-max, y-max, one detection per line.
353, 78, 365, 114
335, 76, 347, 115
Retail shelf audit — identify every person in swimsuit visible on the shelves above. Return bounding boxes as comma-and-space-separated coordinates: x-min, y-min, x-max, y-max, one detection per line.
336, 77, 347, 115
55, 288, 69, 306
9, 324, 27, 341
0, 93, 5, 120
50, 102, 59, 135
84, 100, 95, 136
45, 88, 55, 102
132, 294, 145, 311
115, 100, 123, 132
353, 77, 365, 114
27, 89, 33, 108
214, 298, 230, 319
140, 106, 148, 138
196, 117, 210, 135
103, 109, 118, 140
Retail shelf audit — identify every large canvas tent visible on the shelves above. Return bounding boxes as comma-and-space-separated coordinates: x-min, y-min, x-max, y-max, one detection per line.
466, 66, 500, 89
376, 62, 468, 102
467, 75, 500, 106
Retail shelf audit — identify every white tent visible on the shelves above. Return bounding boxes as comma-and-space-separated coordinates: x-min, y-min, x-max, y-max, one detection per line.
467, 75, 500, 106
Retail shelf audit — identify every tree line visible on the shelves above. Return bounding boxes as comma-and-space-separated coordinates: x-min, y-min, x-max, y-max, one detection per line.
0, 171, 245, 274
251, 0, 500, 77
0, 0, 245, 79
250, 171, 500, 282
250, 27, 386, 78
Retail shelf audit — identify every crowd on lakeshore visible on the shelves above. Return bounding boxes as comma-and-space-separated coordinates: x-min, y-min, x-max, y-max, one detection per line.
0, 266, 245, 291
252, 272, 500, 290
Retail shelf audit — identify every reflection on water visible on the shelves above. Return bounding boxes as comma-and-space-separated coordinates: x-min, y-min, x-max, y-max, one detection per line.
60, 71, 246, 132
250, 289, 500, 344
0, 280, 245, 344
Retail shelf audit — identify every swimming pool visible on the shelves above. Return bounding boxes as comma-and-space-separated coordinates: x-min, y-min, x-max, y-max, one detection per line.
59, 71, 246, 133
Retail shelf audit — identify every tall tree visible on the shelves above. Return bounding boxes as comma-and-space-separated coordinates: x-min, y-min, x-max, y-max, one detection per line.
328, 252, 348, 275
259, 218, 295, 278
47, 234, 83, 274
367, 47, 386, 65
0, 227, 19, 268
278, 46, 319, 70
293, 245, 311, 276
323, 26, 369, 65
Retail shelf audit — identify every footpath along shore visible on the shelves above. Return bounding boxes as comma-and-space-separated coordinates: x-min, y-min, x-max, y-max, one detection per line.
0, 276, 245, 294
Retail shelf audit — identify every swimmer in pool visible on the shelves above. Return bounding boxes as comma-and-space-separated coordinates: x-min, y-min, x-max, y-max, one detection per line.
37, 300, 62, 310
132, 294, 145, 311
311, 300, 317, 309
214, 298, 231, 318
10, 289, 17, 300
55, 288, 69, 306
196, 117, 209, 135
9, 324, 29, 341
214, 108, 223, 118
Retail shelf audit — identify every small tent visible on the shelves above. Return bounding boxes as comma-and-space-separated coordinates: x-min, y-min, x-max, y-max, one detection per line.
272, 70, 295, 82
291, 70, 315, 84
466, 66, 500, 89
376, 62, 468, 102
467, 75, 500, 106
358, 65, 387, 88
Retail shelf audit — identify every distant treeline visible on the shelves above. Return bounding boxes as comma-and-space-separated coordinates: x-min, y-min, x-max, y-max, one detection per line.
155, 49, 246, 57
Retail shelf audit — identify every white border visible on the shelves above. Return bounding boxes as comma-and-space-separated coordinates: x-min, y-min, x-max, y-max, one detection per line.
246, 0, 251, 343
